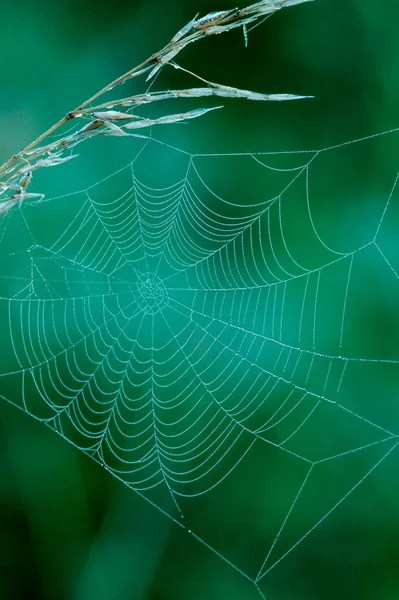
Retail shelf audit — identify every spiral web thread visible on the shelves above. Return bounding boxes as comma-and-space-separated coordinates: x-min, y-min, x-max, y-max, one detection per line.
0, 126, 398, 597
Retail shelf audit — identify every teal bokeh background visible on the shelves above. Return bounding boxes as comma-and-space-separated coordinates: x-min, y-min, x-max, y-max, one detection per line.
1, 1, 399, 599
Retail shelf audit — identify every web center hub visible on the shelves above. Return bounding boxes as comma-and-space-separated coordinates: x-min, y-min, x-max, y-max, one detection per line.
137, 273, 168, 315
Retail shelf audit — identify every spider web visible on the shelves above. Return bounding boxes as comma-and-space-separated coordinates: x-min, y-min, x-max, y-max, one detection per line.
0, 125, 398, 598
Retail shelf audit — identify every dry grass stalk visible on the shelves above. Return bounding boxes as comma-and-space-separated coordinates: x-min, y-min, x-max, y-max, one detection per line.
0, 0, 313, 214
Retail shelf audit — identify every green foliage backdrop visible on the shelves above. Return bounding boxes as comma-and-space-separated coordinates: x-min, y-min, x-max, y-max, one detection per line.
0, 1, 398, 599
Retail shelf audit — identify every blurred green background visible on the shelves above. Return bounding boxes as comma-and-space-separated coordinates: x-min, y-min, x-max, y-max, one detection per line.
1, 1, 399, 599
